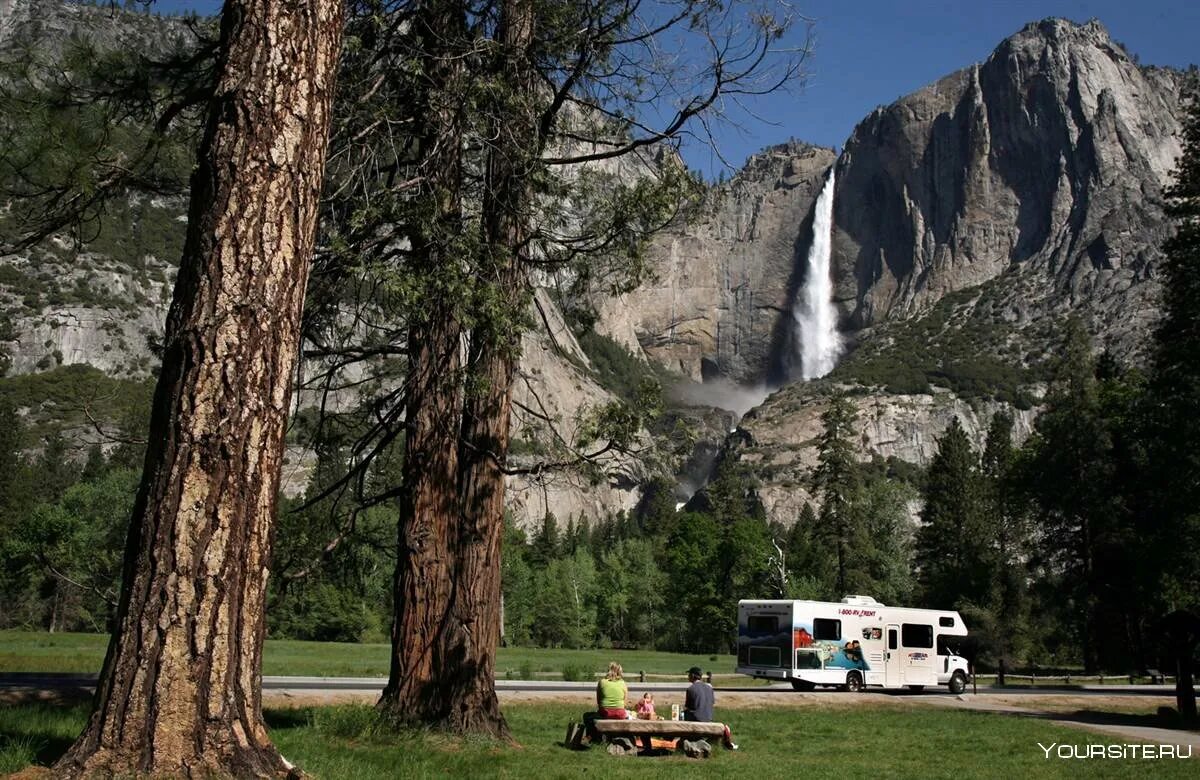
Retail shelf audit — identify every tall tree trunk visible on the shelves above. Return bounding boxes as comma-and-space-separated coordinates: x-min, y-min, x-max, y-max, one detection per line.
378, 0, 467, 725
438, 0, 534, 738
55, 2, 344, 776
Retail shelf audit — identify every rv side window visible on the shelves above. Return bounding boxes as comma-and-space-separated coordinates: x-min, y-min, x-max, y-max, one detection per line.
901, 623, 933, 648
888, 629, 897, 650
748, 615, 778, 633
813, 618, 841, 641
939, 616, 955, 628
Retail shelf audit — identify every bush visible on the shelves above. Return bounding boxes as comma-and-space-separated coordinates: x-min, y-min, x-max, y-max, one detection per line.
561, 663, 589, 682
576, 330, 658, 403
518, 660, 535, 680
268, 583, 372, 643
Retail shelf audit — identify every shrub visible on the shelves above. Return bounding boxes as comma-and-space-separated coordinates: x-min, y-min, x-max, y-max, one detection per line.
267, 583, 371, 643
561, 663, 588, 682
576, 330, 658, 403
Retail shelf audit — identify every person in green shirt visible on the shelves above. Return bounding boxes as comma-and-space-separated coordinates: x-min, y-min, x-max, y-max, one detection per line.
596, 662, 630, 714
578, 662, 630, 745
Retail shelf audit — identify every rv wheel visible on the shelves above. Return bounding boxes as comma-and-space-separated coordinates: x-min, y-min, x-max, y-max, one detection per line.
790, 679, 816, 692
844, 672, 864, 693
948, 671, 967, 694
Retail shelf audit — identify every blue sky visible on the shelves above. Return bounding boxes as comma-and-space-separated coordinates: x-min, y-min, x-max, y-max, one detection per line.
151, 0, 1198, 178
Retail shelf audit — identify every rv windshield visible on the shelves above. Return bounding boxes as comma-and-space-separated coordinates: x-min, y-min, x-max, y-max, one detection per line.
936, 636, 960, 656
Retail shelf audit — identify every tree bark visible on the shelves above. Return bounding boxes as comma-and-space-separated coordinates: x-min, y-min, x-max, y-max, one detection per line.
437, 0, 534, 738
55, 1, 344, 776
378, 0, 467, 726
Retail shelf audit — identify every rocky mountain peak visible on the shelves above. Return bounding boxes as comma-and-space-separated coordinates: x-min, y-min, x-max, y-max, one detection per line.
832, 15, 1183, 359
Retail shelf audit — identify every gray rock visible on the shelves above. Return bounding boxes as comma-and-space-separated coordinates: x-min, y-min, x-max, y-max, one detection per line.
596, 140, 837, 383
832, 18, 1183, 362
734, 384, 1039, 527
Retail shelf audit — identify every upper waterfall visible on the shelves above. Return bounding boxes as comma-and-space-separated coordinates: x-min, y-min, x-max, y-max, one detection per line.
791, 167, 842, 380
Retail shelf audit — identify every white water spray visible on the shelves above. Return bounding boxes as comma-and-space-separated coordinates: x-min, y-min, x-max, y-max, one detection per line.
792, 167, 842, 380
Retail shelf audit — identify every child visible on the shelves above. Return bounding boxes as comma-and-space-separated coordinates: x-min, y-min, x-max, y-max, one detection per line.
636, 692, 656, 720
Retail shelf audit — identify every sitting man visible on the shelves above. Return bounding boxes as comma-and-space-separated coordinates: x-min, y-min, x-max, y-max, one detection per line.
683, 666, 738, 750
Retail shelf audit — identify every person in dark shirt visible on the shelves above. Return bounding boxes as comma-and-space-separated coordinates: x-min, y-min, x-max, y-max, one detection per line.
683, 666, 738, 750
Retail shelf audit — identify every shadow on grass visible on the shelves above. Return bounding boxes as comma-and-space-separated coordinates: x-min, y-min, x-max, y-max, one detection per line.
1048, 709, 1200, 733
264, 707, 313, 730
0, 693, 90, 770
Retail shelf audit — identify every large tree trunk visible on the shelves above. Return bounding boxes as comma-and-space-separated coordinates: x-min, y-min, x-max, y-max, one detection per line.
378, 0, 467, 725
438, 0, 534, 738
55, 2, 344, 776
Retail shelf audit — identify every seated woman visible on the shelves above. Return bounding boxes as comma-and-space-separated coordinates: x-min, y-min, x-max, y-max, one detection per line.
581, 662, 630, 743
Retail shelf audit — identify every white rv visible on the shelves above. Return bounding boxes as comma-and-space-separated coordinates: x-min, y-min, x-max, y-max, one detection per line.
736, 595, 971, 693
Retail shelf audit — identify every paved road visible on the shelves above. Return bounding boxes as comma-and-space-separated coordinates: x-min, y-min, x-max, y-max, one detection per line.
0, 672, 1189, 698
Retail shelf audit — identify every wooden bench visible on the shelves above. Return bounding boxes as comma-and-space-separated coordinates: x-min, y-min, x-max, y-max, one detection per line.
593, 719, 727, 743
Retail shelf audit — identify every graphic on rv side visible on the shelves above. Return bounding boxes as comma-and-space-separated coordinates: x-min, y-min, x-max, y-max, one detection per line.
790, 620, 869, 671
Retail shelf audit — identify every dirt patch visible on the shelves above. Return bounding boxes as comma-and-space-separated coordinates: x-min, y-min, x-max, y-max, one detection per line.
263, 691, 378, 709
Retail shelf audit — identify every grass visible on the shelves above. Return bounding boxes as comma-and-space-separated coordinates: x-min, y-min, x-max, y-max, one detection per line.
1, 700, 1195, 778
0, 630, 737, 679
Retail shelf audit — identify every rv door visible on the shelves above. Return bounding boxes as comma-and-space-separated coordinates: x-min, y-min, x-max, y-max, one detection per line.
884, 624, 902, 687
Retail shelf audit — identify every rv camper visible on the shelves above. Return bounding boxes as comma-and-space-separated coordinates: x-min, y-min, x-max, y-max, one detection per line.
736, 596, 970, 693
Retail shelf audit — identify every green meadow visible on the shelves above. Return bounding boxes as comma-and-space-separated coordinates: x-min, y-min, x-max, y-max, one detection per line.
0, 630, 735, 679
1, 700, 1195, 778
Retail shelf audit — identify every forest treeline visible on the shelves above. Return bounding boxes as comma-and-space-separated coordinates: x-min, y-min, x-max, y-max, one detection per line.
3, 308, 1198, 677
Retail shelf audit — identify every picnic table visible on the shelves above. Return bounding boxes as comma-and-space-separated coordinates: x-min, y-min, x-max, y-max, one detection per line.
593, 718, 729, 745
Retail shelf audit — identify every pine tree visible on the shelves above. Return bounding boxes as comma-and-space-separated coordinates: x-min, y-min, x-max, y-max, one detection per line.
0, 400, 32, 530
530, 512, 560, 567
916, 417, 989, 610
1147, 86, 1200, 611
79, 443, 107, 483
500, 518, 535, 646
55, 2, 345, 773
977, 411, 1032, 673
35, 432, 76, 505
812, 393, 861, 595
785, 502, 833, 598
1020, 322, 1129, 672
848, 476, 917, 605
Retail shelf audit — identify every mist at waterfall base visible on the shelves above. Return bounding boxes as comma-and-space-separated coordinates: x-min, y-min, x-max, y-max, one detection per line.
670, 377, 774, 421
668, 166, 843, 510
790, 167, 843, 381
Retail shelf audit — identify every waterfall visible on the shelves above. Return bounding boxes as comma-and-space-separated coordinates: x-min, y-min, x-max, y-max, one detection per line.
792, 167, 842, 380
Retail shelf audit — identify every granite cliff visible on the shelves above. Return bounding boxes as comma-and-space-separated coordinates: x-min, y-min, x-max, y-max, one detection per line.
596, 140, 837, 384
833, 18, 1184, 363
